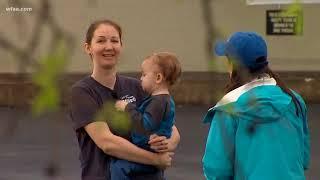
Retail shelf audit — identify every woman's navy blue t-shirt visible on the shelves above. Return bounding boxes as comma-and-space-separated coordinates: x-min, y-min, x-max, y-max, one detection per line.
69, 75, 164, 180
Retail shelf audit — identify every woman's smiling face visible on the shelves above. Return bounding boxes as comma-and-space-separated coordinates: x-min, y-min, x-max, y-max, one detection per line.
85, 23, 122, 70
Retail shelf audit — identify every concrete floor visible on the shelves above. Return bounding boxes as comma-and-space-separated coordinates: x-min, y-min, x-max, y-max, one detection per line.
0, 104, 319, 180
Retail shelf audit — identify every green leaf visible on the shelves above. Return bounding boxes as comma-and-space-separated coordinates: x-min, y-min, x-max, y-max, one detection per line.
282, 0, 303, 35
95, 103, 132, 135
32, 86, 60, 115
31, 41, 68, 116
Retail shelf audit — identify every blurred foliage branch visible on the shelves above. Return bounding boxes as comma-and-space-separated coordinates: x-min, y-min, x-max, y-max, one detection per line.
0, 0, 74, 72
95, 102, 132, 135
0, 0, 75, 115
201, 0, 215, 59
282, 0, 303, 35
200, 0, 224, 71
31, 41, 67, 116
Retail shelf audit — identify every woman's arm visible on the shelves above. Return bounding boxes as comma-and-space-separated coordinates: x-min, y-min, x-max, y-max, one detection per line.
85, 121, 173, 168
169, 125, 181, 150
71, 86, 173, 167
149, 125, 180, 152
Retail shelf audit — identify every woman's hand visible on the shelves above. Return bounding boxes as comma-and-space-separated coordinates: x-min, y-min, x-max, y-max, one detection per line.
156, 152, 174, 169
148, 134, 177, 153
115, 100, 128, 111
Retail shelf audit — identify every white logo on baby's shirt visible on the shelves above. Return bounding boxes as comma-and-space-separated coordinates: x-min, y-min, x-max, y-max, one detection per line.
120, 95, 136, 103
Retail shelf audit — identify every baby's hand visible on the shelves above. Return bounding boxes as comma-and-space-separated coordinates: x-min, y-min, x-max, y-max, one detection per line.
115, 100, 128, 111
149, 134, 171, 153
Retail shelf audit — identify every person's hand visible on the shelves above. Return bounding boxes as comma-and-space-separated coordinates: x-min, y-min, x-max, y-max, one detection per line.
156, 152, 174, 169
115, 100, 128, 111
148, 134, 176, 153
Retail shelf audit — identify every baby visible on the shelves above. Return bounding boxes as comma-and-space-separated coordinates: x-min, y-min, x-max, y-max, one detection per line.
111, 52, 181, 180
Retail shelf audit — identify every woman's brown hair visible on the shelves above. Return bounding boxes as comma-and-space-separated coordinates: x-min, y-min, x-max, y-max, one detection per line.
225, 62, 302, 116
85, 19, 122, 45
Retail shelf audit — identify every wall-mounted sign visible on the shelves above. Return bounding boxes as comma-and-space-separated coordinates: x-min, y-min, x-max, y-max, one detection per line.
266, 10, 302, 35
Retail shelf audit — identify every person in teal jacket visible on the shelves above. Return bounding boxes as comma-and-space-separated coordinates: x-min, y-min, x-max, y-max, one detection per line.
202, 32, 310, 180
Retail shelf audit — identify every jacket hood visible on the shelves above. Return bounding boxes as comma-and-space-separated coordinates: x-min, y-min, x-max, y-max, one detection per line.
203, 77, 292, 124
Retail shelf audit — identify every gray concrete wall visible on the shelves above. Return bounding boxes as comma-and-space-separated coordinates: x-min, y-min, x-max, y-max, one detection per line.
0, 0, 319, 73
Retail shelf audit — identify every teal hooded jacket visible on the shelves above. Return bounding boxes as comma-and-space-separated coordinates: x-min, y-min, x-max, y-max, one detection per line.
202, 77, 310, 180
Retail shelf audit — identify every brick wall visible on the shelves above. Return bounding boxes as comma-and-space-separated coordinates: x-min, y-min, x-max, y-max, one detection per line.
0, 72, 319, 107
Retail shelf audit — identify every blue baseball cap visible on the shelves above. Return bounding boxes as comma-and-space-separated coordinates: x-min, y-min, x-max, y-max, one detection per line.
215, 32, 268, 71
